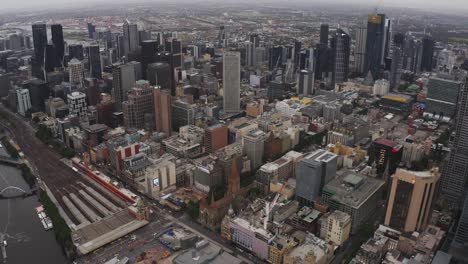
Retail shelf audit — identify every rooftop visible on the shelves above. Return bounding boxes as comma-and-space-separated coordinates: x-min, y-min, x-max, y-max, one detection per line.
323, 171, 385, 209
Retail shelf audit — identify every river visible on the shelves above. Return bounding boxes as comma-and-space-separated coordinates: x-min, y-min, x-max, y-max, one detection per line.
0, 147, 69, 264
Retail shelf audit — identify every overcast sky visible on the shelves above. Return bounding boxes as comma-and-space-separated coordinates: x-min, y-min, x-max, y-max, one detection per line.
3, 0, 468, 13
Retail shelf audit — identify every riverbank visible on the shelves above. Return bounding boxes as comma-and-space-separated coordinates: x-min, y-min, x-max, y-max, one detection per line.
0, 148, 69, 263
0, 133, 76, 260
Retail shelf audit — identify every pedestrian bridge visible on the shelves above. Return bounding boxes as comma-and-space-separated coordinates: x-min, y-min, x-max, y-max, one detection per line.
0, 186, 36, 199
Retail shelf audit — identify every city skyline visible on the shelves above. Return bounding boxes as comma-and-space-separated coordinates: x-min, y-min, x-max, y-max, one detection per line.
2, 0, 468, 14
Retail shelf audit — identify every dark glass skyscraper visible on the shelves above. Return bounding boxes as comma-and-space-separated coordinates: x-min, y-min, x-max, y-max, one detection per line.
45, 44, 59, 72
365, 14, 386, 80
86, 45, 102, 79
440, 77, 468, 209
32, 23, 47, 65
421, 35, 434, 72
87, 22, 96, 38
141, 40, 158, 79
51, 24, 64, 66
331, 28, 350, 87
320, 24, 329, 46
68, 44, 84, 60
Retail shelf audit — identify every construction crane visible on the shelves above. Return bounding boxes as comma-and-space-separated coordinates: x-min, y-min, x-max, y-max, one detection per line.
263, 182, 288, 230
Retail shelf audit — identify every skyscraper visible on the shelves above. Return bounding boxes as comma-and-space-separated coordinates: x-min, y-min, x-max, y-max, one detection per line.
242, 129, 266, 170
354, 24, 367, 74
68, 44, 84, 60
147, 62, 172, 89
320, 24, 329, 46
153, 87, 172, 136
86, 45, 102, 79
440, 77, 468, 209
32, 23, 47, 64
45, 44, 59, 72
112, 63, 136, 111
451, 194, 468, 261
87, 22, 96, 39
67, 91, 88, 118
331, 28, 350, 87
51, 24, 64, 66
297, 70, 314, 96
123, 20, 139, 57
384, 168, 440, 232
365, 14, 386, 80
245, 41, 255, 67
32, 23, 47, 79
122, 80, 154, 129
421, 35, 435, 72
223, 51, 241, 113
141, 40, 158, 79
69, 58, 84, 87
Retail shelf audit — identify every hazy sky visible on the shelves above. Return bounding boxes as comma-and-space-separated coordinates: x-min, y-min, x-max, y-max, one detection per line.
3, 0, 468, 13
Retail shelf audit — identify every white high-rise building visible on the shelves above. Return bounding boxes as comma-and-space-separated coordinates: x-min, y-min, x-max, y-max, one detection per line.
69, 58, 84, 87
223, 51, 241, 113
67, 91, 87, 118
17, 89, 31, 116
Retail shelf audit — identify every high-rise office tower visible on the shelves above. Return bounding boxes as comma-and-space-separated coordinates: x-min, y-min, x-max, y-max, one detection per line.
421, 35, 435, 72
153, 87, 172, 136
51, 24, 64, 66
425, 77, 462, 117
383, 18, 392, 60
320, 24, 329, 46
370, 138, 403, 180
67, 91, 88, 118
23, 79, 49, 111
296, 150, 338, 206
297, 70, 314, 96
223, 51, 241, 113
112, 63, 136, 111
249, 34, 259, 48
440, 78, 468, 209
123, 20, 139, 57
315, 43, 330, 80
242, 129, 266, 170
32, 23, 47, 64
122, 80, 154, 129
141, 40, 158, 79
69, 58, 84, 87
172, 100, 194, 130
45, 44, 59, 72
32, 23, 47, 79
331, 28, 350, 87
365, 14, 386, 80
451, 194, 468, 261
385, 168, 440, 232
147, 62, 172, 89
354, 24, 367, 74
217, 25, 226, 47
390, 46, 403, 90
293, 41, 302, 66
245, 41, 255, 67
16, 89, 31, 116
269, 46, 283, 70
87, 23, 96, 38
68, 44, 84, 60
86, 45, 102, 79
